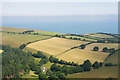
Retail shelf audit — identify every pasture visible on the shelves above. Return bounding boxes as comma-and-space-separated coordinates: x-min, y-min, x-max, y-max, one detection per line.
56, 48, 110, 64
67, 66, 118, 78
27, 37, 88, 56
2, 32, 51, 48
85, 43, 119, 51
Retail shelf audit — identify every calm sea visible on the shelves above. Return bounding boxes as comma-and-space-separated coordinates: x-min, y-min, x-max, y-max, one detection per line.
2, 15, 118, 34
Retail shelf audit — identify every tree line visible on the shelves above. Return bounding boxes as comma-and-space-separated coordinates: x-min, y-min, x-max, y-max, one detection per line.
50, 60, 103, 76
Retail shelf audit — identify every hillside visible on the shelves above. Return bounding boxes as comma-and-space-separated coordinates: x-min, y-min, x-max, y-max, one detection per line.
27, 37, 88, 56
85, 43, 118, 51
67, 66, 118, 78
104, 50, 119, 65
56, 48, 109, 64
2, 32, 51, 48
1, 27, 119, 79
1, 27, 62, 36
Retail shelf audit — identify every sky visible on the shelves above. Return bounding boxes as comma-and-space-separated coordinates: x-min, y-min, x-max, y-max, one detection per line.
1, 2, 118, 16
0, 0, 119, 2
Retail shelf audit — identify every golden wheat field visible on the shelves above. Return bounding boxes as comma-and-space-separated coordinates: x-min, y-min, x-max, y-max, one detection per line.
27, 37, 88, 56
85, 43, 118, 51
56, 48, 110, 64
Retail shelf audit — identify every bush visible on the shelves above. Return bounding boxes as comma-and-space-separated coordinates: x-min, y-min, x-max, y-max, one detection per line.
19, 44, 26, 49
82, 60, 92, 71
92, 61, 99, 69
93, 46, 99, 51
80, 44, 86, 49
102, 47, 108, 52
105, 63, 117, 67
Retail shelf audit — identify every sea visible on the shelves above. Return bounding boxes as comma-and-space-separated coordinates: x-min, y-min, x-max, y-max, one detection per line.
1, 15, 118, 34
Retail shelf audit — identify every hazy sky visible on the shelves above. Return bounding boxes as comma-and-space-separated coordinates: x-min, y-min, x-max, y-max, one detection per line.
1, 2, 118, 16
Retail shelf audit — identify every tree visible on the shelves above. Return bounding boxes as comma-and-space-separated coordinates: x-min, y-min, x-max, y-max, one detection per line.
108, 48, 115, 53
93, 46, 99, 51
102, 47, 108, 52
99, 62, 103, 67
55, 71, 65, 79
92, 61, 99, 69
19, 44, 26, 49
80, 44, 86, 49
62, 65, 69, 75
82, 60, 92, 71
70, 37, 72, 39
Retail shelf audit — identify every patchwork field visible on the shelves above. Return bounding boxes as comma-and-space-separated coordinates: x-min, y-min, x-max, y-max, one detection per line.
2, 32, 51, 48
67, 66, 118, 78
56, 48, 110, 64
27, 37, 88, 56
85, 43, 119, 51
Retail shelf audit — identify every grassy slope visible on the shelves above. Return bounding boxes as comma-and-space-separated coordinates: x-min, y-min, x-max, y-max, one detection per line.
85, 43, 118, 51
1, 27, 28, 32
104, 51, 119, 65
27, 37, 88, 56
67, 48, 119, 78
2, 27, 62, 36
56, 48, 109, 64
67, 66, 118, 78
2, 32, 51, 48
22, 70, 38, 78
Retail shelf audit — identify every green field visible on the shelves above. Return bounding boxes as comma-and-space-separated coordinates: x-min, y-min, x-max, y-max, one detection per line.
2, 32, 51, 48
85, 43, 119, 51
27, 37, 88, 56
67, 66, 118, 78
56, 48, 109, 64
22, 70, 38, 78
